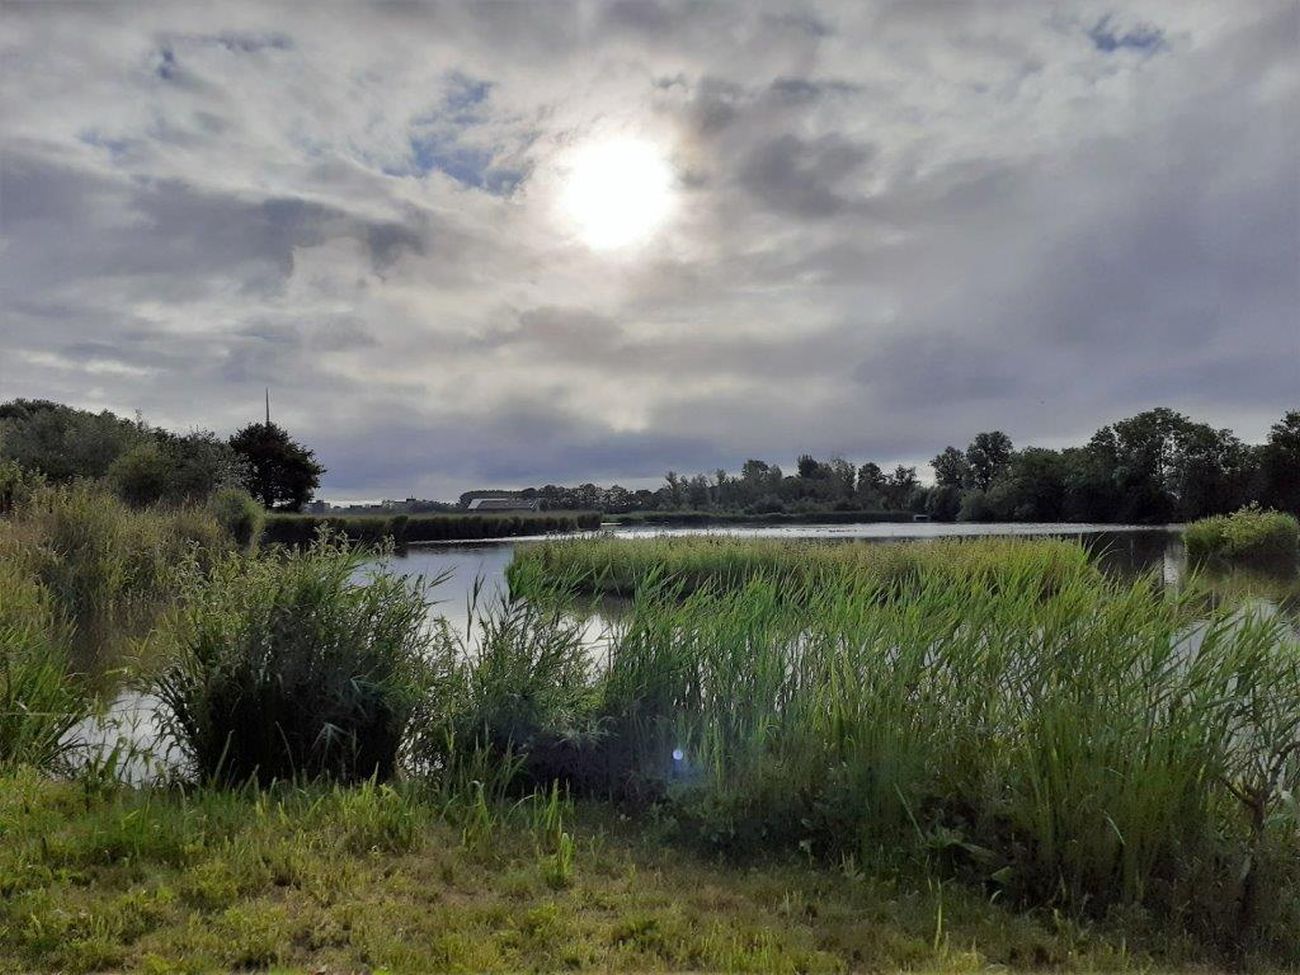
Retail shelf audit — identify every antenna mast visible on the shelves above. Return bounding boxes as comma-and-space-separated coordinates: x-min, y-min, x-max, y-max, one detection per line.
265, 388, 270, 425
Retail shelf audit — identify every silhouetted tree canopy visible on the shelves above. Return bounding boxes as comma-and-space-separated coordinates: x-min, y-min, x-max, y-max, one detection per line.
228, 421, 325, 512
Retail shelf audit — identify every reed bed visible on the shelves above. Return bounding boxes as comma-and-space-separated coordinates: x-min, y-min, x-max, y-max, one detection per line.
495, 537, 1300, 948
0, 560, 91, 772
0, 482, 231, 669
507, 533, 1100, 598
154, 539, 436, 784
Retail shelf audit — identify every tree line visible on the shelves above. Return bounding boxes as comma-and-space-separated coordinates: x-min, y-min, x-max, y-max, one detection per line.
0, 399, 324, 512
5, 399, 1296, 523
472, 408, 1300, 523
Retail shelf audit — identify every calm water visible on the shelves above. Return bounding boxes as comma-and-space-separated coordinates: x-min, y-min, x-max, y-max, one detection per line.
79, 522, 1298, 781
386, 523, 1190, 611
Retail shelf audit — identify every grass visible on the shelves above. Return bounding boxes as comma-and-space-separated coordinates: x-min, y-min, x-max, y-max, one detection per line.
501, 536, 1300, 954
1185, 505, 1300, 569
0, 768, 1223, 974
0, 481, 232, 671
0, 559, 92, 772
153, 538, 436, 784
507, 533, 1101, 597
263, 510, 602, 547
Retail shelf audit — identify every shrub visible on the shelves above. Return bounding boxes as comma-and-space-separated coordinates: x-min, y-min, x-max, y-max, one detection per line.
0, 459, 45, 515
107, 442, 171, 508
0, 561, 90, 772
209, 487, 264, 551
155, 539, 434, 784
1184, 506, 1300, 567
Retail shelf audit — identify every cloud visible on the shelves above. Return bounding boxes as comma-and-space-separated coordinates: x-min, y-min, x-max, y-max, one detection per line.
1, 0, 1296, 496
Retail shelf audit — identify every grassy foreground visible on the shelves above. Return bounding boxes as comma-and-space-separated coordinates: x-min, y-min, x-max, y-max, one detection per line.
0, 770, 1211, 974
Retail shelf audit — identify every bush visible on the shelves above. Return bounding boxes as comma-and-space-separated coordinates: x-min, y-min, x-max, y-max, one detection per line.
209, 487, 264, 551
155, 539, 434, 784
107, 442, 171, 508
0, 459, 45, 515
1184, 506, 1300, 567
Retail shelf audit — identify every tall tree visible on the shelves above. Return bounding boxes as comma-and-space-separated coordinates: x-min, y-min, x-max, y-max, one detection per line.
229, 421, 324, 511
965, 431, 1013, 491
1259, 410, 1300, 514
931, 446, 971, 488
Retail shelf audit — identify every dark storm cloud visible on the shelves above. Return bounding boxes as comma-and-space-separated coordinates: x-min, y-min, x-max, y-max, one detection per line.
1, 0, 1296, 496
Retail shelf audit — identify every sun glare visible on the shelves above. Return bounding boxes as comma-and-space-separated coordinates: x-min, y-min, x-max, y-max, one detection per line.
558, 137, 675, 250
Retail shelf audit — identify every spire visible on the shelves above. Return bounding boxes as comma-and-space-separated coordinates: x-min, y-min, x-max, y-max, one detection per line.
265, 387, 270, 426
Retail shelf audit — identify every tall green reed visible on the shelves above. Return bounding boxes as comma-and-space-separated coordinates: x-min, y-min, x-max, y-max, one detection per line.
154, 537, 434, 784
0, 561, 91, 772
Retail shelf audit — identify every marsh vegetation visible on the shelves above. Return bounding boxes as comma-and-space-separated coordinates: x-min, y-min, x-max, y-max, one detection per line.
2, 481, 1298, 971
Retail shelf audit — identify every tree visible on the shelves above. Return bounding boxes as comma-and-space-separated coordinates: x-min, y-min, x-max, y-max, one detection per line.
856, 462, 886, 507
827, 457, 856, 502
882, 465, 918, 510
663, 471, 685, 508
796, 454, 824, 479
931, 446, 971, 488
229, 421, 324, 511
0, 398, 143, 482
1258, 410, 1300, 514
965, 431, 1013, 491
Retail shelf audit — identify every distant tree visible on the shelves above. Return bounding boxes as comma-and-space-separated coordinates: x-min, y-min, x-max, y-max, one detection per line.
0, 398, 143, 481
979, 447, 1068, 521
663, 471, 685, 508
931, 446, 971, 488
856, 462, 886, 507
1258, 410, 1300, 514
796, 454, 823, 479
882, 465, 918, 509
687, 473, 711, 508
604, 484, 634, 512
965, 431, 1013, 491
926, 483, 963, 521
229, 421, 324, 511
827, 457, 856, 501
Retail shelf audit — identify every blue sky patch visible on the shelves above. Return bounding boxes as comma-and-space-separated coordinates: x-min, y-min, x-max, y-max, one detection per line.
1088, 15, 1165, 54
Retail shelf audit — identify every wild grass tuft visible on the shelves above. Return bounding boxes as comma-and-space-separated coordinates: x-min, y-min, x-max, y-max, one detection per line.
0, 560, 91, 772
154, 537, 434, 784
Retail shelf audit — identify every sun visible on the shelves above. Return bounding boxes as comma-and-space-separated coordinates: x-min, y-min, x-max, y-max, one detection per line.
558, 137, 675, 250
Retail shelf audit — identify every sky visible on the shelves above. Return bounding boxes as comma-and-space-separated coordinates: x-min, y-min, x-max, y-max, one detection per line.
1, 1, 1297, 500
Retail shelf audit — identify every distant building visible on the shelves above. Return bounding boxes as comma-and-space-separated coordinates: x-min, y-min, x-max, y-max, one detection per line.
467, 497, 541, 512
304, 500, 331, 514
